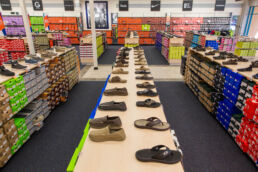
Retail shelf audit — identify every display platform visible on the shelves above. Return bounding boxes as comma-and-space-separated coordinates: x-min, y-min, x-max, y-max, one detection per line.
74, 48, 184, 172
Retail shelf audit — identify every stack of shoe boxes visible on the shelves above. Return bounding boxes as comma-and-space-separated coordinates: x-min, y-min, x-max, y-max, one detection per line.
228, 114, 244, 139
12, 118, 30, 154
0, 85, 13, 126
180, 55, 187, 76
218, 37, 237, 51
2, 119, 18, 156
67, 68, 79, 90
234, 39, 258, 57
3, 76, 28, 114
236, 79, 255, 110
236, 85, 258, 164
0, 127, 12, 167
216, 68, 243, 130
212, 66, 225, 110
23, 65, 49, 103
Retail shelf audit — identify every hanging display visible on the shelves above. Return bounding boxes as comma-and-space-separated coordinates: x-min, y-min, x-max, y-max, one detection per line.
32, 0, 43, 11
85, 1, 109, 29
119, 0, 128, 11
0, 0, 12, 10
64, 0, 74, 11
151, 0, 160, 11
182, 0, 193, 11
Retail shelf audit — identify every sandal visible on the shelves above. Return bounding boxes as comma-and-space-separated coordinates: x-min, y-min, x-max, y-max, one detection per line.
136, 82, 155, 89
109, 76, 127, 83
104, 87, 128, 96
135, 62, 147, 65
90, 116, 122, 129
135, 66, 149, 71
134, 117, 170, 131
98, 101, 127, 111
112, 68, 129, 74
115, 62, 128, 67
135, 70, 150, 74
136, 74, 153, 80
136, 145, 182, 164
136, 99, 161, 108
137, 89, 158, 97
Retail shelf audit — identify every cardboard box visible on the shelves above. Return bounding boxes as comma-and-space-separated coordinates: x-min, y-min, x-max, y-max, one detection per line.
0, 85, 6, 97
6, 130, 18, 147
0, 147, 12, 167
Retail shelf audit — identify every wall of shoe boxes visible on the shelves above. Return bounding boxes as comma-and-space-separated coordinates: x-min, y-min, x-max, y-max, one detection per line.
183, 50, 258, 165
0, 48, 79, 167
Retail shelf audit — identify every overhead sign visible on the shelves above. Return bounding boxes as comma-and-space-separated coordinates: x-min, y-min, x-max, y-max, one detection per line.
215, 0, 226, 11
119, 0, 128, 11
182, 0, 193, 11
64, 0, 74, 11
0, 0, 12, 10
151, 0, 160, 11
32, 0, 43, 11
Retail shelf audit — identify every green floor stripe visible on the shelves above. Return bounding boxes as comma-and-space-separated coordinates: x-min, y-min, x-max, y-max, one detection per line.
66, 119, 91, 172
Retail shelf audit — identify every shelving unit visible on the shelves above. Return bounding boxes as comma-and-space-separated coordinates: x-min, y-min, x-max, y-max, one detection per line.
155, 31, 185, 65
30, 16, 45, 33
79, 32, 107, 65
2, 15, 26, 37
47, 17, 80, 44
82, 30, 112, 44
234, 38, 258, 57
184, 48, 258, 165
117, 17, 165, 45
32, 33, 49, 52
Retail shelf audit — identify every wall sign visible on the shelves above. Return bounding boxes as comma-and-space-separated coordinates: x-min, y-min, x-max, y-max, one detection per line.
119, 0, 128, 11
151, 0, 160, 11
111, 13, 118, 24
182, 0, 193, 11
32, 0, 43, 11
64, 0, 74, 11
0, 0, 12, 11
215, 0, 226, 11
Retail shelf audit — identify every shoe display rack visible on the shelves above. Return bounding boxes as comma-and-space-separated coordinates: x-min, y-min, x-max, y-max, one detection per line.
184, 48, 258, 165
0, 37, 27, 61
0, 47, 80, 167
117, 17, 165, 45
124, 31, 139, 48
47, 17, 80, 44
83, 30, 113, 44
72, 46, 184, 172
79, 32, 107, 65
32, 33, 50, 52
29, 16, 45, 33
155, 31, 185, 65
184, 31, 206, 48
234, 38, 258, 57
47, 31, 71, 47
2, 15, 26, 37
169, 17, 231, 37
217, 36, 237, 52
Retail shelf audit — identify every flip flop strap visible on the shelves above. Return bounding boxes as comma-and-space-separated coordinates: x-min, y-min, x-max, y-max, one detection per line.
146, 117, 162, 127
142, 89, 153, 94
145, 99, 155, 106
151, 145, 171, 160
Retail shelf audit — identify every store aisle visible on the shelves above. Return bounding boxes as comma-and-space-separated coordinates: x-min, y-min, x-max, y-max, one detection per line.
143, 46, 169, 65
155, 82, 257, 172
98, 45, 122, 64
1, 82, 105, 172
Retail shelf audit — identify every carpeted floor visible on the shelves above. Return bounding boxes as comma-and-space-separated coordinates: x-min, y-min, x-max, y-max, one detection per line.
155, 82, 257, 172
98, 45, 122, 64
143, 46, 169, 65
2, 81, 257, 172
1, 82, 105, 172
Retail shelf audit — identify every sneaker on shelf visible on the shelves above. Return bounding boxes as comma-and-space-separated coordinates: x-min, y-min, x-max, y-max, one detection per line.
25, 58, 38, 64
237, 65, 252, 72
11, 61, 27, 69
213, 55, 226, 60
32, 55, 44, 61
0, 65, 15, 76
222, 59, 238, 65
251, 61, 258, 68
237, 56, 248, 62
253, 73, 258, 79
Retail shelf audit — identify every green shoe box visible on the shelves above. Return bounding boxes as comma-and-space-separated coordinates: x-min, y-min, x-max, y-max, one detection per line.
11, 103, 21, 114
3, 79, 16, 90
11, 140, 22, 155
14, 118, 26, 130
9, 96, 20, 107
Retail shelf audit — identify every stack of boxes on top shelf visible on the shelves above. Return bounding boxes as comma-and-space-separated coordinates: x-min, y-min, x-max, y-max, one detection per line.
79, 32, 106, 65
205, 35, 218, 50
155, 31, 185, 65
218, 37, 237, 52
30, 16, 45, 33
234, 38, 258, 57
2, 16, 26, 36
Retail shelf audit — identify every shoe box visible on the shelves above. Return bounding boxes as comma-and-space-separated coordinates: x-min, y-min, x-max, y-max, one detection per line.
0, 49, 8, 64
0, 128, 12, 167
2, 119, 18, 147
60, 49, 77, 73
228, 114, 244, 139
236, 79, 255, 110
180, 55, 187, 76
67, 67, 79, 90
214, 66, 225, 93
2, 76, 28, 114
45, 60, 66, 85
0, 85, 13, 126
22, 65, 49, 104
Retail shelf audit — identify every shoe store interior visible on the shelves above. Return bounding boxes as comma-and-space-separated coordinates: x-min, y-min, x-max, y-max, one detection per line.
0, 0, 258, 171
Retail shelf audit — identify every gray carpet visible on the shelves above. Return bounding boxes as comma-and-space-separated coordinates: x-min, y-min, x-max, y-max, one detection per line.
143, 46, 169, 65
2, 81, 257, 172
1, 82, 105, 172
98, 45, 122, 64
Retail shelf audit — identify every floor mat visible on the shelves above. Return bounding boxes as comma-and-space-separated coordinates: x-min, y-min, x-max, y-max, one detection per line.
1, 82, 105, 172
155, 81, 257, 172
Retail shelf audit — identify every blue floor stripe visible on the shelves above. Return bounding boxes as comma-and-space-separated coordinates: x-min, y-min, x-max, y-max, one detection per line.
89, 74, 110, 119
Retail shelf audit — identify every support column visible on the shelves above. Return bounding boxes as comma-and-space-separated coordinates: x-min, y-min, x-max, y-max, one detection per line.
80, 0, 87, 30
89, 0, 98, 70
19, 0, 35, 54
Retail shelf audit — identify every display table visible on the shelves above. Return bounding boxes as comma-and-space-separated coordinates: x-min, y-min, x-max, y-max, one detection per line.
74, 48, 184, 172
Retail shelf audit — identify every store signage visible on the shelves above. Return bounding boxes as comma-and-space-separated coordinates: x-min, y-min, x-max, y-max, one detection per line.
119, 0, 128, 11
151, 0, 160, 11
215, 0, 226, 11
182, 0, 193, 11
64, 0, 74, 11
0, 0, 12, 11
32, 0, 43, 11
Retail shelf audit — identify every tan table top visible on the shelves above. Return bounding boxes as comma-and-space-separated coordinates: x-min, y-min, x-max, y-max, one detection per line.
191, 48, 258, 84
0, 47, 75, 84
74, 49, 184, 172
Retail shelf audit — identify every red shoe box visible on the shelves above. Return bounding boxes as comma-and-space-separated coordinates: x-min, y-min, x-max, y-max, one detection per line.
243, 98, 258, 120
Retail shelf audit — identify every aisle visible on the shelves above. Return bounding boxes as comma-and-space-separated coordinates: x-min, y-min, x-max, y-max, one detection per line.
143, 46, 169, 65
155, 82, 257, 172
1, 82, 105, 172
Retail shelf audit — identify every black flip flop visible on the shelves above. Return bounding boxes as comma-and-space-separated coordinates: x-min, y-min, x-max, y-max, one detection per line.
136, 145, 182, 164
137, 89, 158, 97
136, 82, 155, 89
136, 99, 161, 108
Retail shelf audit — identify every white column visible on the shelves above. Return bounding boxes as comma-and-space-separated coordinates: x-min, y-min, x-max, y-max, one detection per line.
80, 0, 87, 30
19, 0, 35, 54
89, 0, 98, 69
